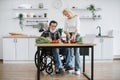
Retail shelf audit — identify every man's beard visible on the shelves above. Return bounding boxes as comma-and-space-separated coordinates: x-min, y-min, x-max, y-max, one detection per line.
50, 28, 56, 33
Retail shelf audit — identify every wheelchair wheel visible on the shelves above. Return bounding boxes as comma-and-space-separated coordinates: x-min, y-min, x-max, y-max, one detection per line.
45, 63, 53, 74
34, 51, 47, 71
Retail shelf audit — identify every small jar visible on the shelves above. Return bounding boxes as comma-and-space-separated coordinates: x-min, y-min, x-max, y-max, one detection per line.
44, 13, 47, 18
33, 15, 37, 17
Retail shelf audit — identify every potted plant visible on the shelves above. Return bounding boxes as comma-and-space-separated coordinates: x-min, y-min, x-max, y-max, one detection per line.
87, 4, 96, 20
57, 28, 63, 35
18, 13, 24, 30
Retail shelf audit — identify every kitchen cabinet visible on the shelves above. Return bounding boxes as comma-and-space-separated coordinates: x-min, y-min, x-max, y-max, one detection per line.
94, 38, 102, 60
3, 38, 28, 62
3, 37, 113, 63
16, 38, 28, 60
28, 38, 37, 60
94, 37, 113, 60
3, 38, 16, 60
102, 38, 113, 59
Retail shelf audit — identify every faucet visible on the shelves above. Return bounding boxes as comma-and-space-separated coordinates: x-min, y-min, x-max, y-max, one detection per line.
96, 26, 101, 36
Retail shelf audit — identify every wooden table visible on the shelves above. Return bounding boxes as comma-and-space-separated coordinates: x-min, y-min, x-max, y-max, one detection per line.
35, 43, 96, 80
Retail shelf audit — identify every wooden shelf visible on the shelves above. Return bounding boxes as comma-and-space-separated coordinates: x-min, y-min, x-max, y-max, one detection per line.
80, 17, 101, 19
71, 7, 102, 20
25, 17, 48, 19
71, 8, 101, 11
12, 7, 48, 28
13, 8, 48, 10
13, 17, 48, 19
26, 20, 48, 22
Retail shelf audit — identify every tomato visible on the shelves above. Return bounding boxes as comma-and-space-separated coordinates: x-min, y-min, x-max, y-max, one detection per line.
70, 39, 75, 43
64, 40, 68, 44
52, 40, 59, 43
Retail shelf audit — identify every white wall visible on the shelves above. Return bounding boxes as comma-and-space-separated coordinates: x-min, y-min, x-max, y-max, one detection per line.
0, 0, 120, 59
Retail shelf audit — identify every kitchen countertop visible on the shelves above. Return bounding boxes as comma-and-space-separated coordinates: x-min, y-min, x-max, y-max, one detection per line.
3, 35, 113, 38
3, 35, 40, 38
96, 35, 113, 38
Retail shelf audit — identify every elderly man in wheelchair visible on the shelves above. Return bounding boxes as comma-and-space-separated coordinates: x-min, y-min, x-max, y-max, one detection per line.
35, 20, 73, 74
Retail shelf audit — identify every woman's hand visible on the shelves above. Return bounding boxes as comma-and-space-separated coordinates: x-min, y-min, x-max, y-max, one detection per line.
72, 35, 76, 40
72, 29, 77, 36
64, 31, 70, 38
67, 33, 71, 39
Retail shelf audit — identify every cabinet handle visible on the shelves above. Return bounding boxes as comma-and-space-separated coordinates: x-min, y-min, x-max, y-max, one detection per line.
100, 38, 104, 43
13, 39, 16, 43
13, 38, 17, 43
16, 39, 17, 43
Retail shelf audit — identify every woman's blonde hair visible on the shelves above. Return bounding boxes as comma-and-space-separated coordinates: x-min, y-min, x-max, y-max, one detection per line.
63, 9, 69, 13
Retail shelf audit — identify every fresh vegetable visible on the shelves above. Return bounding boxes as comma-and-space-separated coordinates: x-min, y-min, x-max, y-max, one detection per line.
70, 39, 75, 43
52, 40, 60, 43
36, 37, 52, 43
63, 40, 68, 44
76, 37, 83, 43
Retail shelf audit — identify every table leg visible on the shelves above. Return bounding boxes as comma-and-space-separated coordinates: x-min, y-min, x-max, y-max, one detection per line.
83, 47, 94, 80
83, 50, 85, 73
37, 47, 40, 80
91, 47, 94, 80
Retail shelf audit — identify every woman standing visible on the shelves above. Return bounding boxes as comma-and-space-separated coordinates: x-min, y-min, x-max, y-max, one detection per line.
63, 9, 81, 75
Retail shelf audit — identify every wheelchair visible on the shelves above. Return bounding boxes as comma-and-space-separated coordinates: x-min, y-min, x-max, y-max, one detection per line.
34, 48, 66, 74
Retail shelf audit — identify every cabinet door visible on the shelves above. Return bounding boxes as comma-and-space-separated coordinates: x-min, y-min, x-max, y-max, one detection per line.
16, 38, 28, 60
94, 38, 102, 60
102, 38, 113, 59
28, 38, 37, 60
3, 38, 16, 60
